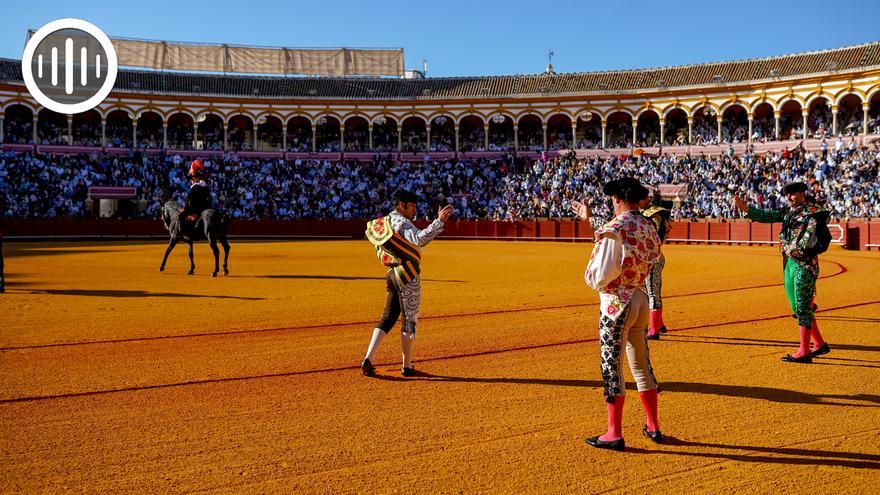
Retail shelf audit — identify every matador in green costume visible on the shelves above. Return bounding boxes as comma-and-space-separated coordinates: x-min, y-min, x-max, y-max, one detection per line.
734, 182, 831, 364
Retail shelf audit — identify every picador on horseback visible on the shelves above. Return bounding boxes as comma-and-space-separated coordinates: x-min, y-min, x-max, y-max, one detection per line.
159, 159, 231, 277
180, 159, 213, 240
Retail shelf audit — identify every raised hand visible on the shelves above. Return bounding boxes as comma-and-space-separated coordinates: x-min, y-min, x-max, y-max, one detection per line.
438, 205, 454, 223
570, 199, 591, 222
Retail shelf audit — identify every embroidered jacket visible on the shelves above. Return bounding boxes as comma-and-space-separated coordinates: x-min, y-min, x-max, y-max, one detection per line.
366, 211, 444, 284
747, 203, 826, 277
586, 210, 661, 319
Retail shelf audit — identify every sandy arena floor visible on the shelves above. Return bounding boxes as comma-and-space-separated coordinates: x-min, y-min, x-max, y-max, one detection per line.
1, 239, 878, 494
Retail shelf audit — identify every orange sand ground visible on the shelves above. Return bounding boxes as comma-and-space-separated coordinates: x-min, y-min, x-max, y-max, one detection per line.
1, 240, 879, 494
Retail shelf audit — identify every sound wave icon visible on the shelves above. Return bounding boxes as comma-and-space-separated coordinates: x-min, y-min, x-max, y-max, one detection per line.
22, 18, 118, 115
35, 39, 103, 95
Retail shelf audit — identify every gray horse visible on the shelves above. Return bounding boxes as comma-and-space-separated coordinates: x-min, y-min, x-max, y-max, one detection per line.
160, 201, 231, 277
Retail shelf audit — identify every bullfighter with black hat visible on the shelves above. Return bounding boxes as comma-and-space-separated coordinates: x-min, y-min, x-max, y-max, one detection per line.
572, 177, 663, 451
361, 189, 454, 377
734, 181, 831, 363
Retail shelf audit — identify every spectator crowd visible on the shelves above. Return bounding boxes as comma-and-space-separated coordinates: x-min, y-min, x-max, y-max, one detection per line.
1, 142, 878, 222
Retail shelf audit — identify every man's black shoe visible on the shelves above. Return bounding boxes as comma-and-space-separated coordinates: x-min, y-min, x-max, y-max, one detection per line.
810, 342, 830, 358
361, 359, 376, 377
781, 354, 812, 364
585, 435, 625, 451
643, 425, 663, 444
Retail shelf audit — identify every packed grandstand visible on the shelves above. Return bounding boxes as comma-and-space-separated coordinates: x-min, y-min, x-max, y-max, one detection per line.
1, 41, 879, 222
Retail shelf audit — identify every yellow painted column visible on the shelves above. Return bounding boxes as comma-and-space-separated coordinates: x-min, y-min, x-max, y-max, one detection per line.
802, 110, 809, 139
601, 122, 606, 148
774, 111, 780, 140
831, 105, 838, 136
747, 113, 753, 143
862, 102, 870, 136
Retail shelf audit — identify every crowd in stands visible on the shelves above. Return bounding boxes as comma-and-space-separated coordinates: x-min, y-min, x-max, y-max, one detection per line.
2, 139, 878, 222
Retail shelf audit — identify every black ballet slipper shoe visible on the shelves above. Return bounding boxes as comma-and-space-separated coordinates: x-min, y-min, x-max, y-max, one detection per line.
643, 425, 663, 444
585, 435, 625, 451
810, 343, 830, 358
361, 359, 376, 377
781, 354, 812, 364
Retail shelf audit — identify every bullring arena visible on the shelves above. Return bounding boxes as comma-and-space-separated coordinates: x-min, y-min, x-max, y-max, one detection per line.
2, 19, 880, 493
1, 239, 879, 493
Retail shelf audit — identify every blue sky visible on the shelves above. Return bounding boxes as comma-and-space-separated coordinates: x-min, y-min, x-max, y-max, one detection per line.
3, 0, 879, 77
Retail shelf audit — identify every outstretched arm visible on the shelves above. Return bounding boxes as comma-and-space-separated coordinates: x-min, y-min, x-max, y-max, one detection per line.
403, 205, 455, 247
570, 199, 591, 223
734, 195, 785, 223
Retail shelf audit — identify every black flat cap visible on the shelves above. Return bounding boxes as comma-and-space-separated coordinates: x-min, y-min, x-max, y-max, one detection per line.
782, 182, 808, 194
392, 189, 419, 203
602, 177, 649, 202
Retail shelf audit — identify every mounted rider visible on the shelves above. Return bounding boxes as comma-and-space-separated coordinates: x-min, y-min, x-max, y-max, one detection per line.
180, 159, 214, 238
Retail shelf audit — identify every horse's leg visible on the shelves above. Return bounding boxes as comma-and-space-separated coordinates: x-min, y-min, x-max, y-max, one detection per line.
209, 233, 220, 278
187, 241, 195, 275
221, 237, 231, 276
159, 238, 178, 272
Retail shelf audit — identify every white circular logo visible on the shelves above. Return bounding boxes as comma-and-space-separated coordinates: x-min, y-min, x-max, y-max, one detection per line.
22, 18, 118, 115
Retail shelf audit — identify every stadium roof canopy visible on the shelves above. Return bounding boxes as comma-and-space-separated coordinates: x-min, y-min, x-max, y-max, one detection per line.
25, 31, 405, 77
2, 41, 879, 100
